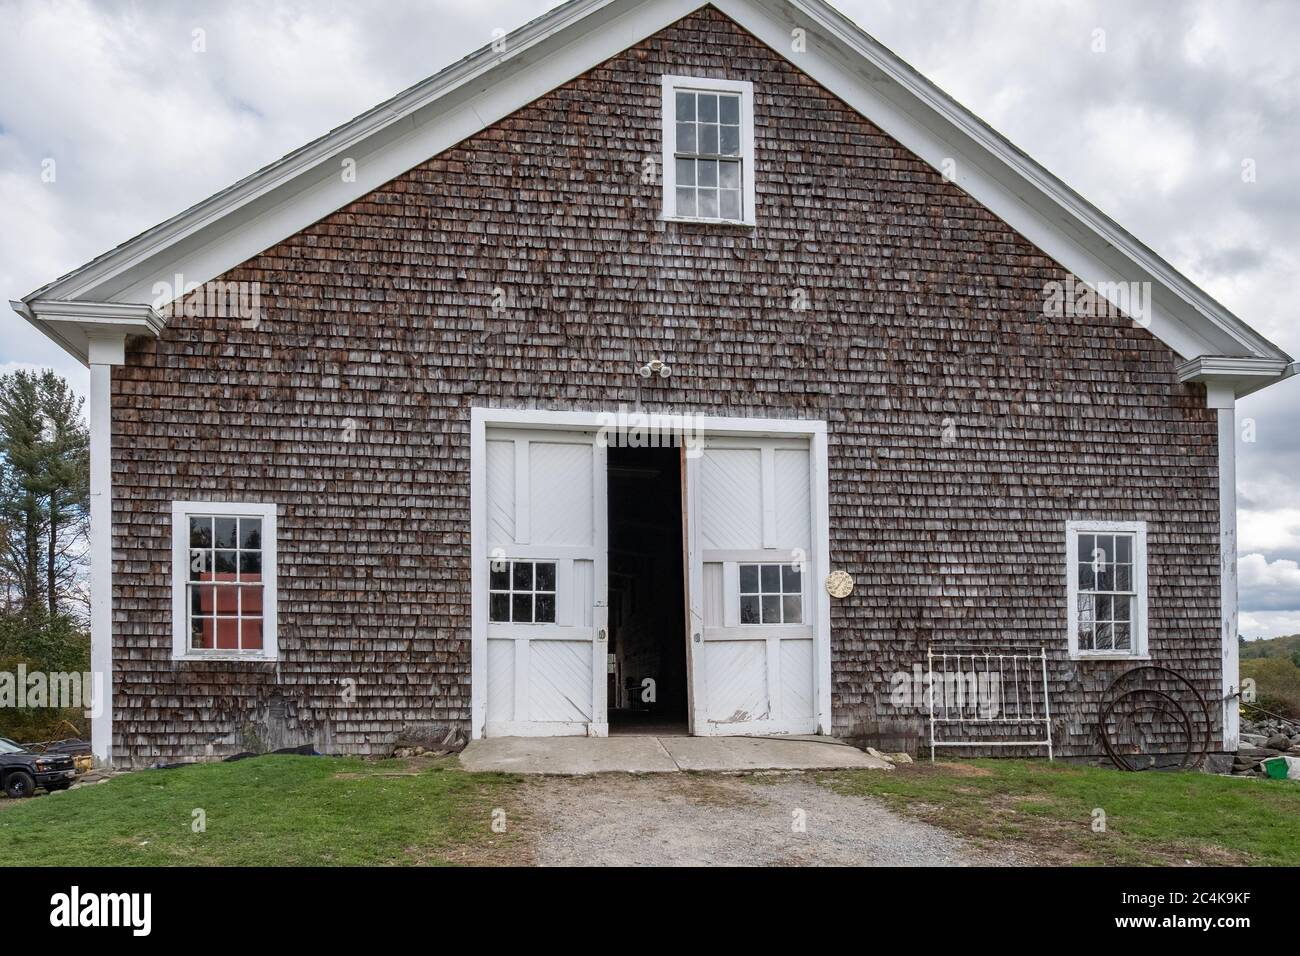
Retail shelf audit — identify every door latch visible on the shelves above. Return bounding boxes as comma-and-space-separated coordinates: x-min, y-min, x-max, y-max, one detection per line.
597, 628, 607, 642
693, 632, 701, 644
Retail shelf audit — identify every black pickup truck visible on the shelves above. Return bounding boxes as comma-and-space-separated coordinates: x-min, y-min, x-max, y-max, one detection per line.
0, 736, 77, 798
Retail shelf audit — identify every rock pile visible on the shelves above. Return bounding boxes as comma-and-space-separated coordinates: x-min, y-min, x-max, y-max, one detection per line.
1233, 714, 1300, 777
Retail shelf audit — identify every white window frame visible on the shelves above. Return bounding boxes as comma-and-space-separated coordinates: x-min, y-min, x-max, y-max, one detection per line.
1065, 520, 1148, 661
171, 500, 279, 661
661, 75, 756, 225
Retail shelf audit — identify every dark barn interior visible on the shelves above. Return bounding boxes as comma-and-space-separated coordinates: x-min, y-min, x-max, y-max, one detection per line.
606, 445, 688, 734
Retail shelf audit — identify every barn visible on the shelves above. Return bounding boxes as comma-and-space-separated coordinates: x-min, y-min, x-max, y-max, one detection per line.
11, 0, 1294, 768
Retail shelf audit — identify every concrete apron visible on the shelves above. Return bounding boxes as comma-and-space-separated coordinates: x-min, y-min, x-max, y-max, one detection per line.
458, 735, 894, 775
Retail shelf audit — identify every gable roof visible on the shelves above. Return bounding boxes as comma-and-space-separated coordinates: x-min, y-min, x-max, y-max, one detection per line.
12, 0, 1294, 393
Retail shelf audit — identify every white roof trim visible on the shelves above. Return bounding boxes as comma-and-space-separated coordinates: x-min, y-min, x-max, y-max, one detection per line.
10, 299, 164, 367
12, 0, 1292, 378
1176, 355, 1295, 400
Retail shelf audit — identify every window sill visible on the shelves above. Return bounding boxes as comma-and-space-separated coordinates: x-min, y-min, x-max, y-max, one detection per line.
1070, 653, 1151, 662
661, 215, 756, 228
173, 652, 278, 663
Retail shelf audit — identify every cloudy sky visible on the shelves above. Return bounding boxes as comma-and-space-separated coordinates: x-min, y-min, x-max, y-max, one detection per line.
1, 0, 1296, 637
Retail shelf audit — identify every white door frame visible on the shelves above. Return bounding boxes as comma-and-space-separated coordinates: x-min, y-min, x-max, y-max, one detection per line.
470, 406, 831, 740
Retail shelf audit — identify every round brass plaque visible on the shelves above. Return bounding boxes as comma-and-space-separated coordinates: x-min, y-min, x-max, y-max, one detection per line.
825, 570, 854, 599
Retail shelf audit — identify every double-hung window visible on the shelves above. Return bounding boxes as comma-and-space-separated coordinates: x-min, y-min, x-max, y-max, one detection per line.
1066, 520, 1148, 659
661, 75, 755, 224
172, 501, 278, 660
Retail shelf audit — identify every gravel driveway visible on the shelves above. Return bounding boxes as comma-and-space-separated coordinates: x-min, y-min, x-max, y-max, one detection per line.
524, 772, 1019, 866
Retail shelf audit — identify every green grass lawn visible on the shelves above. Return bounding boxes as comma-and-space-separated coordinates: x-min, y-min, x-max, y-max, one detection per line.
825, 759, 1300, 866
0, 755, 526, 866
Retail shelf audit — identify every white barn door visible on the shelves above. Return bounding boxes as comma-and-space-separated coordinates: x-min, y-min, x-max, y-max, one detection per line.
687, 435, 818, 735
483, 428, 608, 736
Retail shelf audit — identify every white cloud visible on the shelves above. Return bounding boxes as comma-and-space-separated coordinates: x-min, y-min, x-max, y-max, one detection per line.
1239, 553, 1300, 613
1240, 611, 1300, 641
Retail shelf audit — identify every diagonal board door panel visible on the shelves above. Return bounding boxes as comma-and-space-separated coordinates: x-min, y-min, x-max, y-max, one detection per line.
695, 437, 817, 735
484, 428, 606, 735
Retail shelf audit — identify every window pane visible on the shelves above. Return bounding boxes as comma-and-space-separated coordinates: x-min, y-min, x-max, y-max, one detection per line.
215, 550, 237, 576
675, 90, 695, 121
760, 564, 780, 592
1114, 564, 1131, 591
719, 189, 741, 221
782, 564, 802, 592
675, 157, 695, 185
698, 93, 718, 122
1077, 620, 1094, 651
676, 122, 696, 153
191, 617, 211, 650
215, 618, 239, 650
740, 594, 760, 624
1112, 623, 1130, 651
240, 518, 262, 549
512, 561, 533, 591
189, 550, 209, 582
512, 593, 533, 623
782, 595, 802, 624
1112, 594, 1131, 625
490, 563, 509, 590
1096, 594, 1113, 622
719, 94, 740, 124
1077, 562, 1095, 592
535, 562, 556, 592
1095, 563, 1114, 591
675, 187, 696, 217
699, 124, 719, 155
719, 160, 740, 188
1098, 535, 1115, 565
239, 550, 262, 580
191, 585, 214, 616
215, 586, 238, 615
761, 595, 781, 624
535, 593, 556, 623
719, 125, 740, 155
189, 517, 212, 548
1116, 535, 1131, 562
239, 586, 263, 616
1077, 533, 1094, 563
1095, 622, 1113, 652
214, 517, 238, 549
698, 160, 718, 187
240, 618, 263, 651
489, 593, 510, 622
698, 189, 718, 218
739, 565, 759, 593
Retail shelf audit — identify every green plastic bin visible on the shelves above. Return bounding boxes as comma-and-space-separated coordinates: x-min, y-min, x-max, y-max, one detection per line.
1263, 757, 1291, 780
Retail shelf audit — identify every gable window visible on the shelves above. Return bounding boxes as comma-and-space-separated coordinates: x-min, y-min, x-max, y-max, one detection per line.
489, 560, 557, 624
1066, 521, 1148, 659
661, 75, 755, 224
739, 562, 802, 625
172, 501, 278, 660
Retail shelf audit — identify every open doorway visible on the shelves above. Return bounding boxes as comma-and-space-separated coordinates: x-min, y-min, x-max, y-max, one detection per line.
606, 445, 688, 735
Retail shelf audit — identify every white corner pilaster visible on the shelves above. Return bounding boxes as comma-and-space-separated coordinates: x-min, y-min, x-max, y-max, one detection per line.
1216, 401, 1240, 752
88, 334, 127, 766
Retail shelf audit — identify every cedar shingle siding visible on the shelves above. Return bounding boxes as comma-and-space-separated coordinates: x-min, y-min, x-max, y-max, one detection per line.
109, 8, 1222, 767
